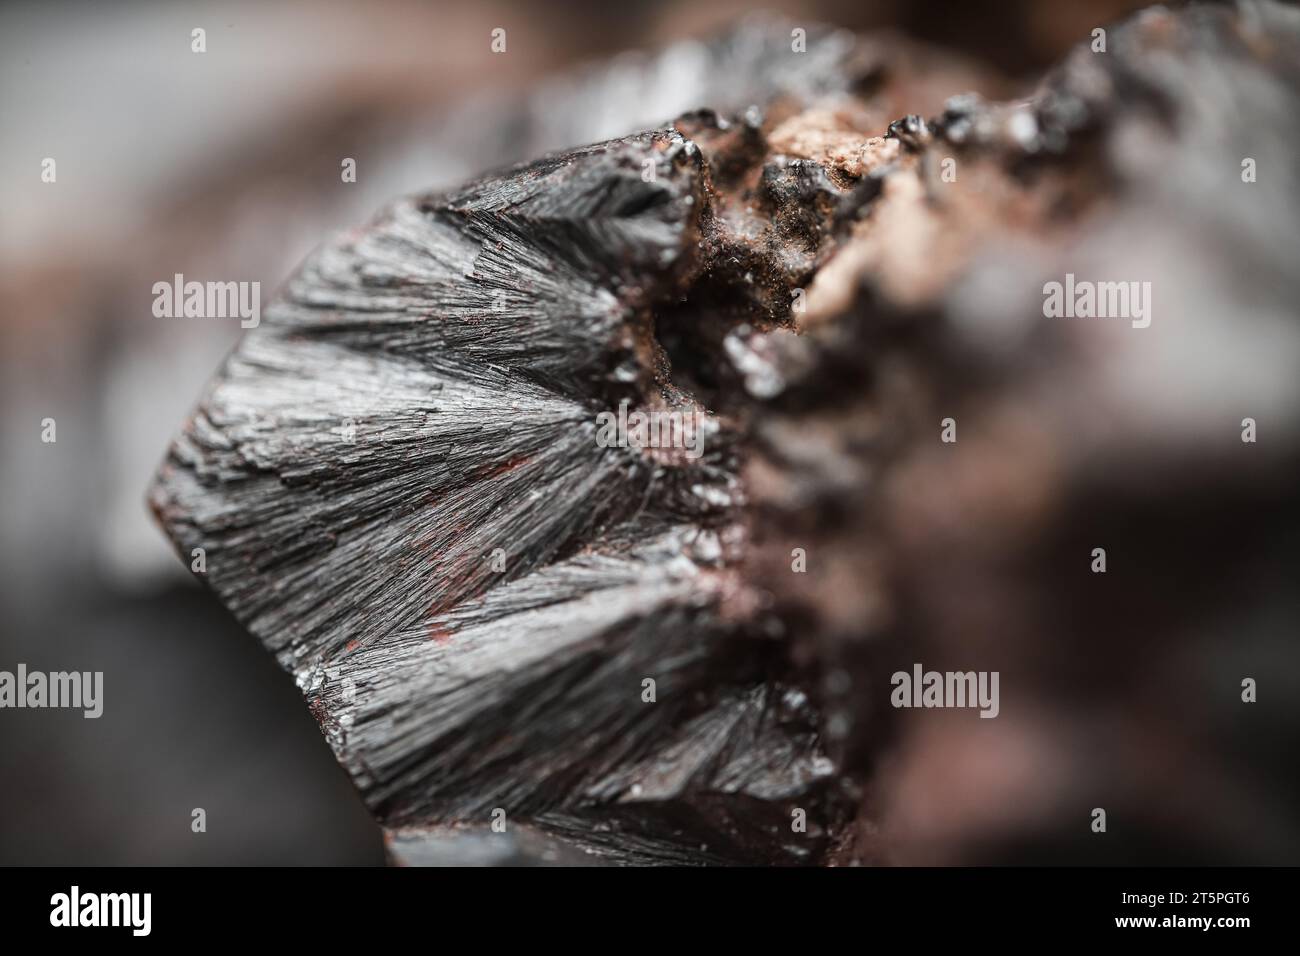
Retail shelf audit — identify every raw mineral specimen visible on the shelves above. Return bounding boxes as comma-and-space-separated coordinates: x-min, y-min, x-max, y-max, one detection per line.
151, 3, 1300, 864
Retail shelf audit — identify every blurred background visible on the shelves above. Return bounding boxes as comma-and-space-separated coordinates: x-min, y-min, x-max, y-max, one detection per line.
0, 0, 1188, 865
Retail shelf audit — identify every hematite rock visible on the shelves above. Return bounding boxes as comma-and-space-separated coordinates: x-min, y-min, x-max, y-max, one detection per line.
151, 3, 1300, 865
